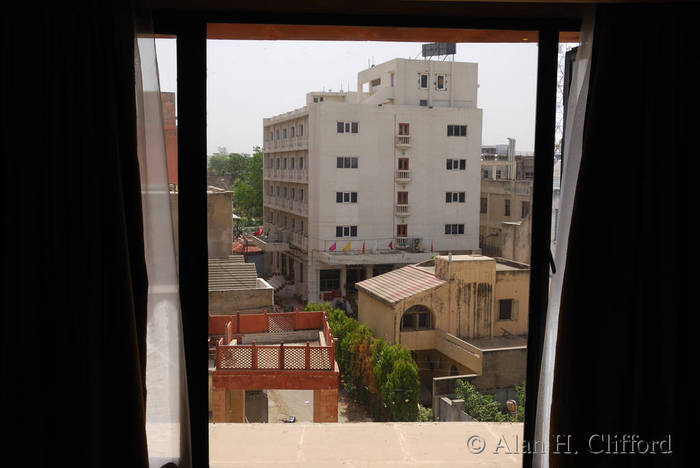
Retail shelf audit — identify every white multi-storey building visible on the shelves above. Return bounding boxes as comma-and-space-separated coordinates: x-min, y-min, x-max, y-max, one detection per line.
259, 58, 483, 304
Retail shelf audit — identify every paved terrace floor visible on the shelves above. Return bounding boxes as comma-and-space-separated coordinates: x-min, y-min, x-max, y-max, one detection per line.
209, 421, 524, 467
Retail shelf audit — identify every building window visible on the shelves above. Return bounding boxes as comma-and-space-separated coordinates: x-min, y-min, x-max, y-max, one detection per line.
397, 191, 408, 204
496, 169, 502, 179
480, 197, 488, 214
446, 159, 466, 170
499, 299, 515, 320
398, 123, 410, 135
398, 158, 409, 170
419, 99, 428, 107
505, 199, 511, 216
445, 192, 465, 203
419, 73, 428, 89
436, 74, 446, 90
337, 157, 358, 168
275, 129, 279, 140
521, 201, 530, 218
483, 169, 489, 179
300, 189, 304, 201
444, 224, 465, 235
283, 158, 287, 169
313, 97, 318, 103
336, 225, 358, 237
290, 126, 295, 138
336, 192, 358, 203
299, 124, 304, 136
290, 158, 295, 170
370, 78, 381, 87
283, 128, 287, 139
320, 269, 340, 291
401, 305, 433, 331
299, 157, 304, 169
396, 224, 407, 237
337, 121, 359, 134
447, 125, 467, 137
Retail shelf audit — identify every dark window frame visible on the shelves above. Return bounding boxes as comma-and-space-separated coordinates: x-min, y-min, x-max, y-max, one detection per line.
161, 14, 566, 467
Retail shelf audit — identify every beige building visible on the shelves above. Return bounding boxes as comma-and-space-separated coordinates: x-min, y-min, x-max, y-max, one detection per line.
356, 254, 528, 399
258, 58, 483, 304
479, 140, 534, 264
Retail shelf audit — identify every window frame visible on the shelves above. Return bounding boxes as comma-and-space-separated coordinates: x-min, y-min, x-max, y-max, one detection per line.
163, 15, 567, 467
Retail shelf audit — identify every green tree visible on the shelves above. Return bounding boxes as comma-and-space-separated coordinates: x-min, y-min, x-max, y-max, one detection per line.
455, 379, 509, 422
208, 150, 251, 182
232, 146, 263, 221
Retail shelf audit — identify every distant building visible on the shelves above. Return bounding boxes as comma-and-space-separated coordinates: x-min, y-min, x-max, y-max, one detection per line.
479, 139, 533, 264
356, 254, 529, 403
256, 57, 483, 305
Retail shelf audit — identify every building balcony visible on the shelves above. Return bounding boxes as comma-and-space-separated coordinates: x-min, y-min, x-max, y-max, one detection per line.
263, 168, 309, 183
264, 137, 309, 153
394, 237, 425, 252
395, 134, 411, 147
394, 204, 410, 217
395, 170, 411, 184
291, 232, 308, 251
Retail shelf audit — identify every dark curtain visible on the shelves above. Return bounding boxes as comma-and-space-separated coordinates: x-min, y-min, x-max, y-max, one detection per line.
550, 4, 694, 467
1, 4, 149, 467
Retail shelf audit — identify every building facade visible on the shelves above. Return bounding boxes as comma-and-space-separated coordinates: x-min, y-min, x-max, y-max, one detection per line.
259, 58, 483, 304
479, 139, 534, 263
356, 254, 529, 401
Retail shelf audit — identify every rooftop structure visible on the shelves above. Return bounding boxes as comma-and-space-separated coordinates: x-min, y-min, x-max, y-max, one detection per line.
210, 309, 340, 423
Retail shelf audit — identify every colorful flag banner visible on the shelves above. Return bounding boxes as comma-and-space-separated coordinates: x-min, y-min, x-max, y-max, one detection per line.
430, 240, 434, 253
388, 241, 393, 249
329, 242, 336, 251
362, 241, 366, 254
342, 242, 351, 251
255, 227, 263, 236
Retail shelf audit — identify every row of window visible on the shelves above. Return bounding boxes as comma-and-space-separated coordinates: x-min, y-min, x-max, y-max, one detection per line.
337, 157, 359, 168
445, 224, 465, 235
268, 185, 305, 201
331, 224, 468, 238
336, 192, 358, 203
337, 121, 359, 134
267, 157, 305, 170
480, 198, 530, 217
418, 73, 448, 91
268, 124, 304, 141
447, 125, 467, 137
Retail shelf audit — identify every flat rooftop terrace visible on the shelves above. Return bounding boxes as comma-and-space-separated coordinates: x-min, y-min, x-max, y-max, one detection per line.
208, 422, 524, 467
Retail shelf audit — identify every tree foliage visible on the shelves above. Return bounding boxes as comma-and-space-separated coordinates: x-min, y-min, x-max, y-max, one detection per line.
207, 146, 264, 223
307, 301, 421, 421
455, 379, 525, 422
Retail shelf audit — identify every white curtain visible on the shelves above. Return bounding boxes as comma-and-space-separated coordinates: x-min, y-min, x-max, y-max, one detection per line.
135, 23, 191, 468
533, 10, 595, 468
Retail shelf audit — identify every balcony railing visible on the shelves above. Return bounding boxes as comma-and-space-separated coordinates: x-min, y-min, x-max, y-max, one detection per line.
395, 204, 410, 217
291, 232, 308, 250
263, 168, 309, 183
395, 135, 411, 146
214, 310, 336, 371
395, 170, 411, 183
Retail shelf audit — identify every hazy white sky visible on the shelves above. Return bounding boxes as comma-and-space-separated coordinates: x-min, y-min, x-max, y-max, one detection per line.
155, 39, 539, 156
